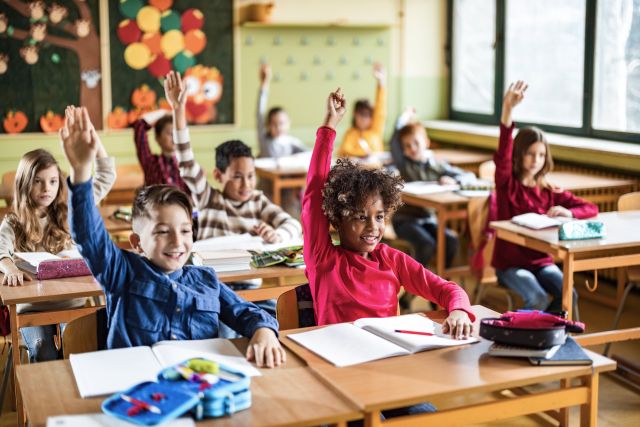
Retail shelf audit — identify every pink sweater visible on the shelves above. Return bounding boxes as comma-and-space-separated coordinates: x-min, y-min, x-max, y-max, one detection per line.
302, 127, 475, 326
492, 123, 598, 271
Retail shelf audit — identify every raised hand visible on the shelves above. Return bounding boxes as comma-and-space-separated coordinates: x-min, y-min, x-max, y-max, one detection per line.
323, 87, 347, 130
259, 63, 272, 86
163, 71, 187, 110
501, 80, 528, 127
373, 62, 386, 86
59, 106, 97, 183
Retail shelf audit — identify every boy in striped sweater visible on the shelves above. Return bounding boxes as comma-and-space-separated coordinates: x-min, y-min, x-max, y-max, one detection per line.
165, 71, 301, 335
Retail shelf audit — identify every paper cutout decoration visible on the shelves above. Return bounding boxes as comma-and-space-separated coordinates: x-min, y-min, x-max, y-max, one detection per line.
119, 0, 144, 19
148, 54, 171, 77
136, 6, 161, 33
124, 43, 152, 69
39, 111, 64, 133
107, 107, 129, 129
117, 19, 141, 44
181, 9, 204, 32
184, 65, 223, 124
0, 54, 8, 75
3, 111, 28, 134
173, 51, 195, 73
131, 84, 157, 109
160, 29, 184, 59
160, 10, 181, 31
48, 4, 68, 24
142, 32, 162, 54
149, 0, 174, 12
184, 29, 206, 55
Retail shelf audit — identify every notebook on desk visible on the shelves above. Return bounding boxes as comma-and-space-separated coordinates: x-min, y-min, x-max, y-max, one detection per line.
287, 314, 478, 367
70, 339, 260, 398
528, 336, 592, 366
14, 250, 91, 280
510, 213, 573, 230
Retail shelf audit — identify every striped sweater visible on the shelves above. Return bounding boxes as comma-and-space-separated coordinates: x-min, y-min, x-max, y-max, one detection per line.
174, 128, 302, 241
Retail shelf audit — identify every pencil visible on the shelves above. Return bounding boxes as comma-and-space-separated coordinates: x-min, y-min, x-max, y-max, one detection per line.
120, 394, 162, 414
394, 329, 434, 336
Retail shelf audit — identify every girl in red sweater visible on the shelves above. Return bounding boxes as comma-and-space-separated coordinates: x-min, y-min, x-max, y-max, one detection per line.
302, 88, 474, 338
493, 81, 598, 314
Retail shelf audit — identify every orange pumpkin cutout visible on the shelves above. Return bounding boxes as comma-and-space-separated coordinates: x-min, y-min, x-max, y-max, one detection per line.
3, 111, 28, 134
131, 84, 157, 109
107, 107, 129, 129
39, 111, 63, 133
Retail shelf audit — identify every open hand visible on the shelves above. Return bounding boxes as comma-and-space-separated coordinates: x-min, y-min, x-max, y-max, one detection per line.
164, 71, 187, 110
259, 63, 272, 85
503, 80, 528, 111
323, 88, 346, 130
59, 106, 97, 183
547, 205, 572, 218
373, 62, 386, 86
246, 327, 286, 368
1, 264, 32, 287
442, 309, 473, 339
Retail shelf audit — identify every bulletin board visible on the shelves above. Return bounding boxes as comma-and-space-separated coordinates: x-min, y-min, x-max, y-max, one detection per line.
0, 0, 101, 133
108, 0, 234, 127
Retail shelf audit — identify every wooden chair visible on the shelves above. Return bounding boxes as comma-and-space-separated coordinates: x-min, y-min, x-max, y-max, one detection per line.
62, 308, 107, 358
0, 171, 16, 207
102, 164, 144, 205
467, 196, 517, 310
604, 192, 640, 356
478, 160, 496, 182
276, 284, 315, 331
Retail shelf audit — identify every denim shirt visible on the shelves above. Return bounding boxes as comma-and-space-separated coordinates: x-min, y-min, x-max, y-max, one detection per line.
68, 178, 279, 349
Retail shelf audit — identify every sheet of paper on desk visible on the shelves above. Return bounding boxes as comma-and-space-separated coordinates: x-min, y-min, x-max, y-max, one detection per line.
254, 152, 312, 170
193, 233, 265, 252
403, 181, 460, 195
46, 414, 195, 427
511, 213, 573, 230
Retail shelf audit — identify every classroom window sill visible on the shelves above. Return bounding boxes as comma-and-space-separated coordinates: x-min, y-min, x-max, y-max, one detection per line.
424, 120, 640, 174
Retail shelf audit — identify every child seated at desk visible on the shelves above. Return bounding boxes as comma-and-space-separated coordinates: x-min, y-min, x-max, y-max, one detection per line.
61, 106, 285, 368
390, 113, 474, 308
305, 88, 475, 423
494, 81, 597, 314
0, 106, 116, 362
165, 71, 302, 337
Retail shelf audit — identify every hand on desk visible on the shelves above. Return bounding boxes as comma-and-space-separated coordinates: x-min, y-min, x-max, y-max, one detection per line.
547, 205, 573, 218
1, 260, 32, 286
442, 309, 473, 340
253, 222, 281, 244
246, 327, 286, 368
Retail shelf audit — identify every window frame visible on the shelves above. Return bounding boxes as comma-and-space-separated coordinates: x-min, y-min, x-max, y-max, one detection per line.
447, 0, 640, 143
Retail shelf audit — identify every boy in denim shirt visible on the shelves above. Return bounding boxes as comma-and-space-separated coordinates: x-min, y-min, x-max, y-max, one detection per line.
61, 106, 285, 368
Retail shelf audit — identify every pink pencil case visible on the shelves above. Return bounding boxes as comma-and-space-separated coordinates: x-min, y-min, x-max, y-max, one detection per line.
35, 259, 91, 280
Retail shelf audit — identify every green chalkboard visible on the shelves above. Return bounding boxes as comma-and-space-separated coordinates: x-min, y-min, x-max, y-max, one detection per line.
0, 0, 100, 133
108, 0, 234, 125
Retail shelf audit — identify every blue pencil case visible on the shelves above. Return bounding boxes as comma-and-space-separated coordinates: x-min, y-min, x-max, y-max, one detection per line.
102, 358, 251, 425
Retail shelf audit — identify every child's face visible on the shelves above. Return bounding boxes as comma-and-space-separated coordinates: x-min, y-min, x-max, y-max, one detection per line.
354, 110, 372, 131
268, 111, 290, 138
400, 131, 429, 162
522, 141, 547, 177
214, 157, 256, 202
131, 204, 193, 273
30, 165, 60, 212
156, 123, 174, 154
337, 193, 386, 258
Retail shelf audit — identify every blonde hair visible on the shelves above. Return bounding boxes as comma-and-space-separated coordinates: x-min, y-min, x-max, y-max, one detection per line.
7, 149, 71, 253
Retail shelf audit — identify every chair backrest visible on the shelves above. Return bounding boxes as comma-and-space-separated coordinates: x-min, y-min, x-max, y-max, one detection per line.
467, 195, 496, 279
62, 308, 107, 358
1, 171, 16, 206
618, 191, 640, 211
276, 284, 315, 330
478, 160, 496, 182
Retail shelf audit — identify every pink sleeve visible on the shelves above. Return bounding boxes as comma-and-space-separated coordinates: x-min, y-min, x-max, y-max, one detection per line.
554, 190, 599, 219
302, 127, 336, 266
494, 123, 515, 187
392, 249, 476, 321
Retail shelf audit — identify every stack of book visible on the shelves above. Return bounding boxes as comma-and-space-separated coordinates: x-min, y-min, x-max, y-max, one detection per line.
191, 250, 252, 272
487, 336, 592, 366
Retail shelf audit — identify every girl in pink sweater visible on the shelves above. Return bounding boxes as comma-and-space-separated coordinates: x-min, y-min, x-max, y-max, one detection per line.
302, 88, 474, 339
493, 81, 598, 314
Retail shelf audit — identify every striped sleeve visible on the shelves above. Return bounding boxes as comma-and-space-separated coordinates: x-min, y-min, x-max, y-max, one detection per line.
257, 194, 302, 240
174, 127, 213, 210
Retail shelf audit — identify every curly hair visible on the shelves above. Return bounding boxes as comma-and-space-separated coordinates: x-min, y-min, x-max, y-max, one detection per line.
7, 149, 71, 254
322, 159, 404, 227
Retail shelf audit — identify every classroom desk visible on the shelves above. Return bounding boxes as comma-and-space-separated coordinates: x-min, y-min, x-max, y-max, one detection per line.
432, 148, 493, 175
281, 305, 616, 427
547, 171, 637, 212
0, 275, 105, 427
217, 265, 308, 302
255, 164, 308, 207
102, 164, 144, 206
16, 345, 361, 427
490, 210, 640, 320
99, 206, 132, 234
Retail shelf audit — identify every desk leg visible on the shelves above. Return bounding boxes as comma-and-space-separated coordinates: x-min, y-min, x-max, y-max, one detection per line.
9, 306, 25, 427
559, 378, 570, 426
436, 208, 446, 278
364, 410, 382, 427
562, 253, 575, 320
580, 373, 599, 427
273, 179, 282, 207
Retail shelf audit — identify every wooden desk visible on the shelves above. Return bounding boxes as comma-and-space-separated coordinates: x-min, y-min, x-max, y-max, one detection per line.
281, 306, 616, 427
255, 164, 307, 207
432, 148, 493, 174
17, 356, 360, 427
547, 171, 637, 212
217, 266, 307, 302
102, 164, 144, 206
0, 275, 105, 426
491, 210, 640, 319
99, 206, 132, 234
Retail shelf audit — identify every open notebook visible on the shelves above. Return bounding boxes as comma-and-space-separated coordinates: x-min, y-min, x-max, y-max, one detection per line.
287, 314, 478, 367
510, 213, 573, 230
70, 339, 260, 398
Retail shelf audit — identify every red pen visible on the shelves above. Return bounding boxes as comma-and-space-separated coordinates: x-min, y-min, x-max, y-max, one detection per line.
394, 329, 434, 336
121, 394, 162, 414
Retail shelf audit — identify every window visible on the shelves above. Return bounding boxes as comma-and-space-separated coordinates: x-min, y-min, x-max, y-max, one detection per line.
449, 0, 640, 142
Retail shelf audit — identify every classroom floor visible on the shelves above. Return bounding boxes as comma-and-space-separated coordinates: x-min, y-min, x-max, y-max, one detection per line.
0, 277, 637, 426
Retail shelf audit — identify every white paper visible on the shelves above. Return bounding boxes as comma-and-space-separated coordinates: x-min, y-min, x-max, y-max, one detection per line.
46, 414, 195, 427
70, 347, 161, 398
151, 338, 261, 377
287, 323, 410, 367
14, 252, 61, 267
510, 213, 572, 229
402, 181, 460, 195
254, 152, 312, 171
193, 233, 265, 252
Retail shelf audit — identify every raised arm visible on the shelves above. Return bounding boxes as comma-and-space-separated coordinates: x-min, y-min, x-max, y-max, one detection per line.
495, 81, 528, 185
165, 71, 213, 209
257, 63, 271, 156
370, 63, 387, 139
302, 89, 346, 264
500, 80, 527, 128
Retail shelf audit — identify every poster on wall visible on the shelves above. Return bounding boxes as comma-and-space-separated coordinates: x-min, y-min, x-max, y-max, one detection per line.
0, 0, 102, 133
108, 0, 234, 129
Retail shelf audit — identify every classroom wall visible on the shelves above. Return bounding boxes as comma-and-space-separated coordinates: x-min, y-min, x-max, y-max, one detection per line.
0, 0, 449, 181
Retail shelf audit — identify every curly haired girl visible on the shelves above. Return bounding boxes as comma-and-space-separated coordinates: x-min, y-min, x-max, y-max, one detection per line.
302, 88, 475, 338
